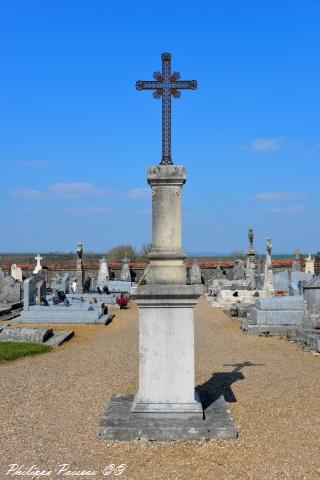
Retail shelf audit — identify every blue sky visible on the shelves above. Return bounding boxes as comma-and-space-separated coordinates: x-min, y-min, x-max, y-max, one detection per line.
1, 0, 319, 254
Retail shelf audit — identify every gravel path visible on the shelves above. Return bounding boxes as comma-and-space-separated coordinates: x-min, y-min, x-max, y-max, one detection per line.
0, 298, 319, 480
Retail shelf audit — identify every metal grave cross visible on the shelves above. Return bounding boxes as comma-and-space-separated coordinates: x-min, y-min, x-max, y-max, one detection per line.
136, 52, 197, 165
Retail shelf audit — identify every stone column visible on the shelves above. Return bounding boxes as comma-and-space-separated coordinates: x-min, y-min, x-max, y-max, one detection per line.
263, 238, 274, 294
147, 165, 187, 285
246, 228, 255, 280
131, 164, 202, 415
75, 242, 85, 294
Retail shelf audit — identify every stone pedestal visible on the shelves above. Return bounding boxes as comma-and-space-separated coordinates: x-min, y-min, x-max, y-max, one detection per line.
130, 284, 202, 415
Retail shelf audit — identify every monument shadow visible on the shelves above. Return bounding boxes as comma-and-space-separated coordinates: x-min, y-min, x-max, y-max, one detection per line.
196, 361, 264, 411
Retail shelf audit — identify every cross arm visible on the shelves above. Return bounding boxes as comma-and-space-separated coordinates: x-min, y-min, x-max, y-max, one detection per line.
170, 80, 198, 90
136, 80, 163, 90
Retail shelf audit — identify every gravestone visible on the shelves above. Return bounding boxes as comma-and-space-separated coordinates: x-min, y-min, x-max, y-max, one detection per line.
292, 249, 301, 272
98, 52, 236, 441
302, 277, 320, 329
233, 259, 245, 280
273, 270, 290, 294
242, 296, 304, 334
23, 276, 37, 310
120, 254, 131, 282
11, 264, 23, 281
304, 254, 315, 274
98, 256, 109, 282
0, 268, 21, 303
189, 259, 202, 284
33, 254, 43, 274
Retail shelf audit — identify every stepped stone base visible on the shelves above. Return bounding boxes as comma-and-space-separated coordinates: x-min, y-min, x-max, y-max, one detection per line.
97, 394, 237, 441
242, 321, 297, 335
293, 329, 320, 352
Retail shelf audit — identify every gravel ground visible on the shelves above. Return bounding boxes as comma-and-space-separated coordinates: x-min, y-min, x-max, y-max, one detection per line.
0, 298, 319, 480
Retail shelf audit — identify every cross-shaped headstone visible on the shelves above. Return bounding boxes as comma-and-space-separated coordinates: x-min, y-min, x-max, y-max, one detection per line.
35, 254, 43, 265
136, 52, 197, 165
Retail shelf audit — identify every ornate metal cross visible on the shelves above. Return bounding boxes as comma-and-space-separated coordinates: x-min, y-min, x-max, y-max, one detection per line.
136, 52, 197, 165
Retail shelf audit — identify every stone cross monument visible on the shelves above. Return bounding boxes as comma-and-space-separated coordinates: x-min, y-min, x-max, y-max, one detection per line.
33, 254, 43, 274
98, 52, 236, 441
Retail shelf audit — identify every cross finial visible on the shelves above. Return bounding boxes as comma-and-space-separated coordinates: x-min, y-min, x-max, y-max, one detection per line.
136, 52, 197, 165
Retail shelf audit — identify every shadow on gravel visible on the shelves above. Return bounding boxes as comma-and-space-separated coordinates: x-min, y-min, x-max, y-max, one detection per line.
197, 361, 264, 409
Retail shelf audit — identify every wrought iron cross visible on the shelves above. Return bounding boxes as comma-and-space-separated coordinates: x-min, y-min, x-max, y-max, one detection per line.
136, 52, 197, 165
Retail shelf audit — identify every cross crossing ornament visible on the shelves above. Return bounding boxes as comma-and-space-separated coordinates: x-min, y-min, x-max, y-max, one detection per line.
136, 52, 197, 165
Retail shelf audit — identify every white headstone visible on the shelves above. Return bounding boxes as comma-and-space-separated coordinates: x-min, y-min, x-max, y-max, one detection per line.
33, 254, 43, 274
11, 264, 23, 281
98, 256, 109, 282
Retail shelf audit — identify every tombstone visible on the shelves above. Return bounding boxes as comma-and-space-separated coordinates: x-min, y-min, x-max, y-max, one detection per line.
189, 259, 202, 284
33, 254, 43, 274
263, 238, 274, 294
273, 270, 290, 294
98, 256, 109, 282
11, 264, 23, 281
292, 249, 301, 272
302, 277, 320, 329
75, 242, 85, 293
246, 228, 255, 279
23, 276, 37, 310
0, 267, 21, 303
289, 271, 313, 295
233, 259, 245, 280
36, 280, 47, 304
304, 254, 315, 274
213, 266, 225, 280
120, 254, 131, 282
51, 273, 70, 294
242, 295, 304, 334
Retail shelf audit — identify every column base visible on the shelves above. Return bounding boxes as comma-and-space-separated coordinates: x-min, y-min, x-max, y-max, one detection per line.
131, 389, 203, 416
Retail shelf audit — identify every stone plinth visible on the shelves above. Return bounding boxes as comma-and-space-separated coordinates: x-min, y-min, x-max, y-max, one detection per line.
147, 165, 187, 285
130, 284, 202, 415
98, 394, 237, 441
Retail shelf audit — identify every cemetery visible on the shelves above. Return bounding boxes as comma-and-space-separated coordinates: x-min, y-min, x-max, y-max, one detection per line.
1, 3, 320, 478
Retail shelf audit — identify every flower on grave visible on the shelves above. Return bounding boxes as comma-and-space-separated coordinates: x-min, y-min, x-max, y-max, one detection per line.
116, 296, 129, 308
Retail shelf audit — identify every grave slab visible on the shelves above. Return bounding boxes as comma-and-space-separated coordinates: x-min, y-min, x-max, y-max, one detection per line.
0, 327, 53, 342
97, 394, 237, 441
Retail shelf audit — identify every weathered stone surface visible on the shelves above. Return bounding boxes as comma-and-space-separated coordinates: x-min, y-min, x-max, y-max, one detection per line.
97, 394, 237, 441
242, 296, 304, 334
131, 284, 202, 415
0, 327, 53, 343
302, 276, 320, 329
0, 268, 21, 303
255, 296, 304, 311
147, 165, 187, 285
45, 330, 74, 346
294, 329, 320, 352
